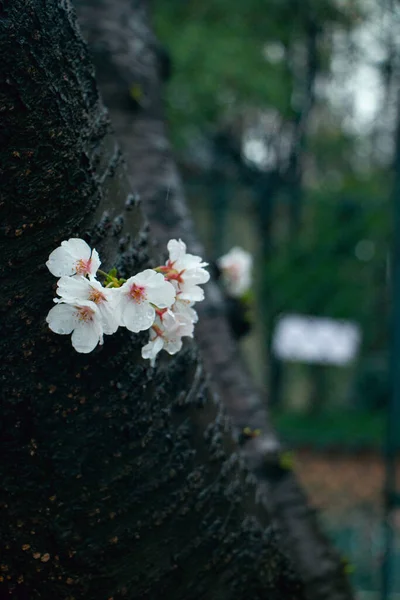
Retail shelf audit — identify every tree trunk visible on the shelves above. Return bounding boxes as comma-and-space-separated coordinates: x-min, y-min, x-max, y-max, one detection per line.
74, 2, 355, 600
0, 1, 307, 599
286, 7, 318, 236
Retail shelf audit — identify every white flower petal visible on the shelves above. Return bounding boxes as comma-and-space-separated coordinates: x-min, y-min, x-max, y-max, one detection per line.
98, 302, 119, 335
146, 279, 176, 308
56, 275, 89, 301
106, 287, 123, 323
122, 299, 155, 332
120, 276, 135, 289
46, 238, 98, 278
90, 248, 101, 276
46, 246, 76, 277
179, 285, 204, 302
188, 307, 198, 323
142, 336, 164, 361
167, 239, 186, 263
177, 318, 194, 338
178, 254, 205, 270
71, 320, 102, 353
181, 268, 210, 286
114, 290, 130, 324
62, 238, 91, 261
74, 299, 98, 312
162, 309, 177, 331
165, 239, 209, 304
57, 278, 119, 334
133, 269, 160, 285
164, 337, 183, 355
173, 300, 198, 323
46, 303, 76, 334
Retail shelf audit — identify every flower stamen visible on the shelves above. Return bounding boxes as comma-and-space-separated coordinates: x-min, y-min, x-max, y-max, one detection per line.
129, 283, 146, 303
88, 288, 107, 304
75, 258, 92, 276
76, 306, 95, 322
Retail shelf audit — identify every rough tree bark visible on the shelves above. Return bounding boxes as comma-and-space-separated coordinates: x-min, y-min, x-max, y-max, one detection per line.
0, 1, 307, 599
73, 2, 354, 600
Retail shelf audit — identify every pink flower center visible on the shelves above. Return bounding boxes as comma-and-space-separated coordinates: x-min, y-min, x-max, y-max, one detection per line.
89, 287, 106, 304
75, 257, 92, 276
77, 306, 95, 322
129, 283, 146, 303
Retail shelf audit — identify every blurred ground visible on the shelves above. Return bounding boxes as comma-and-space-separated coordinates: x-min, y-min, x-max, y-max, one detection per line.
295, 449, 399, 595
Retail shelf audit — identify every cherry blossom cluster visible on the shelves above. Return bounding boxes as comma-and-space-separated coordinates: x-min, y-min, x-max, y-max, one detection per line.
46, 238, 210, 364
217, 246, 252, 298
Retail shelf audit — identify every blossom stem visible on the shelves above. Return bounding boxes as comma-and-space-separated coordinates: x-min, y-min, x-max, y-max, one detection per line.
97, 269, 110, 278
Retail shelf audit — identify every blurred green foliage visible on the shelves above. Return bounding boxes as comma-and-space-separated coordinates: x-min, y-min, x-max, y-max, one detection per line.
272, 408, 385, 449
154, 0, 359, 145
154, 0, 392, 425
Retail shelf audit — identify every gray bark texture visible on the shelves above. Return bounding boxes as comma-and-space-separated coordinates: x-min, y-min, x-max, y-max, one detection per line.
0, 0, 350, 598
74, 2, 355, 600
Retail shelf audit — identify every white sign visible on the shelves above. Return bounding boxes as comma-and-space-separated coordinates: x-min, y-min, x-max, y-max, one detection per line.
272, 314, 361, 366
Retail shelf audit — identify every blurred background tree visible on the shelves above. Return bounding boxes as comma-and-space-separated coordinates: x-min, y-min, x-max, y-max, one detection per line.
153, 0, 399, 595
153, 0, 392, 419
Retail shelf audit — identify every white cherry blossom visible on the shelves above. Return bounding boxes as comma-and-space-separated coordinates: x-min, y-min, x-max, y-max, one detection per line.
55, 276, 119, 335
164, 239, 210, 302
46, 238, 100, 278
117, 269, 176, 333
46, 300, 104, 353
217, 246, 252, 297
45, 237, 209, 356
172, 294, 198, 324
141, 312, 194, 366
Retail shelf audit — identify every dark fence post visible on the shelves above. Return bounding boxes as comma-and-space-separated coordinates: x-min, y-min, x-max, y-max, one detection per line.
382, 93, 400, 600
